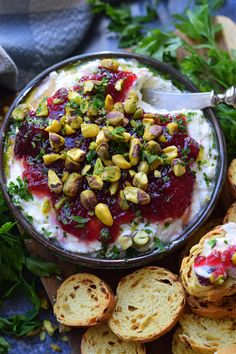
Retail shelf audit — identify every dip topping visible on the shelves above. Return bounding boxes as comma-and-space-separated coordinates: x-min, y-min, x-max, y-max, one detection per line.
9, 59, 202, 251
194, 223, 236, 286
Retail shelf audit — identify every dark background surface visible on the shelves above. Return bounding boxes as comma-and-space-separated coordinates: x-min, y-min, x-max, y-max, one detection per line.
1, 0, 235, 353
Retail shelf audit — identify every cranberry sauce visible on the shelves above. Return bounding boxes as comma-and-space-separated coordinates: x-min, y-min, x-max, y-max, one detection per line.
194, 245, 236, 285
13, 65, 200, 245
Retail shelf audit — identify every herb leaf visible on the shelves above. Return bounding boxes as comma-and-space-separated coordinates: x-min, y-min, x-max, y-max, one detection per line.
72, 215, 90, 228
7, 177, 33, 204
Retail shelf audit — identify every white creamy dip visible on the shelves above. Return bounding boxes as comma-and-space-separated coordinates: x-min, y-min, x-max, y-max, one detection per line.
5, 58, 218, 256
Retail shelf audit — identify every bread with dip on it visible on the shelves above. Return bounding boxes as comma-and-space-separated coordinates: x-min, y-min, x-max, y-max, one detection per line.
180, 223, 236, 303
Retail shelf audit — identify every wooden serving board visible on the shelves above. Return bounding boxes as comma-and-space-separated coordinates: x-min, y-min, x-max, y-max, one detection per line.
2, 15, 236, 354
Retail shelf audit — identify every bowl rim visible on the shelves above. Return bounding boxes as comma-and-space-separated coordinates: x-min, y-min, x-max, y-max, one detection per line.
0, 50, 227, 269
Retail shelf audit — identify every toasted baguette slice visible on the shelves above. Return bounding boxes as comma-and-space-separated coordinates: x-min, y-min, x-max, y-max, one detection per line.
223, 201, 236, 224
187, 294, 236, 319
172, 329, 200, 354
53, 273, 115, 326
108, 266, 185, 343
180, 219, 222, 262
81, 324, 146, 354
180, 225, 236, 302
179, 312, 236, 354
215, 345, 236, 354
228, 159, 236, 199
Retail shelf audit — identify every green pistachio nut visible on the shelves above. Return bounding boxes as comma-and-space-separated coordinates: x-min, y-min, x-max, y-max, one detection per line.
106, 111, 124, 126
143, 124, 163, 141
48, 170, 62, 194
63, 172, 82, 197
65, 157, 80, 172
95, 203, 113, 226
45, 120, 61, 133
93, 158, 104, 176
101, 166, 121, 182
43, 153, 61, 165
81, 164, 91, 176
109, 181, 119, 195
124, 92, 139, 114
12, 104, 30, 121
117, 235, 133, 250
86, 175, 103, 190
167, 122, 178, 135
123, 186, 150, 205
80, 190, 98, 211
162, 145, 178, 164
105, 94, 114, 112
96, 142, 109, 161
112, 154, 132, 170
137, 161, 149, 174
171, 158, 186, 177
113, 102, 124, 113
119, 190, 129, 210
129, 138, 142, 166
36, 98, 48, 117
133, 108, 143, 120
49, 132, 65, 152
133, 172, 148, 191
145, 140, 161, 154
81, 123, 100, 138
133, 230, 150, 247
100, 58, 119, 71
67, 148, 86, 163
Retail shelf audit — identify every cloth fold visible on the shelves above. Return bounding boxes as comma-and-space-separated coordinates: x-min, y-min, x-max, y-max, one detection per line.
0, 0, 92, 91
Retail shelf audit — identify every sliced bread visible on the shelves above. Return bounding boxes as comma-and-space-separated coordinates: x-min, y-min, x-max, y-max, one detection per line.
178, 311, 236, 354
215, 345, 236, 354
53, 273, 116, 326
187, 294, 236, 319
180, 225, 236, 302
223, 201, 236, 224
172, 329, 200, 354
108, 266, 185, 343
81, 324, 146, 354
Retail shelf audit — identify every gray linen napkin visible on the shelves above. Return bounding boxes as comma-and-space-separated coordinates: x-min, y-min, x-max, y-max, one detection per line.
0, 0, 92, 91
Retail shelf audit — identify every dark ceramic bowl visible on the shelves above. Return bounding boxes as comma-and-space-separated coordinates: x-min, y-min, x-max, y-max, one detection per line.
0, 51, 227, 269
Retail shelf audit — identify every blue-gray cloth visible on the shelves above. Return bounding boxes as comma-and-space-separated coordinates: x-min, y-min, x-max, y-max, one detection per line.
0, 0, 92, 91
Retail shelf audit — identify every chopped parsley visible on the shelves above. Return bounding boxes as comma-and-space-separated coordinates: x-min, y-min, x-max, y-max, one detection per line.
208, 238, 217, 249
100, 227, 110, 241
72, 216, 90, 228
111, 127, 125, 136
86, 150, 97, 163
154, 237, 166, 252
41, 227, 53, 238
203, 172, 211, 187
7, 177, 33, 205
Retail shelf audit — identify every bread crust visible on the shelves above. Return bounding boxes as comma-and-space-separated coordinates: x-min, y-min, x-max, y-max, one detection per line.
228, 159, 236, 199
223, 201, 236, 224
187, 294, 236, 319
216, 345, 236, 354
180, 226, 236, 302
172, 329, 199, 354
81, 324, 146, 354
53, 273, 116, 326
178, 311, 236, 354
108, 266, 185, 343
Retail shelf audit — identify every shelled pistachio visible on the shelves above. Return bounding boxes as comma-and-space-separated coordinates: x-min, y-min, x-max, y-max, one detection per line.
80, 190, 97, 211
48, 170, 62, 194
63, 173, 82, 197
95, 203, 113, 226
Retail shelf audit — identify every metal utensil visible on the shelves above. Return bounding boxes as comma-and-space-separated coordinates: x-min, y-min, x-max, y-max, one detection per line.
142, 86, 236, 110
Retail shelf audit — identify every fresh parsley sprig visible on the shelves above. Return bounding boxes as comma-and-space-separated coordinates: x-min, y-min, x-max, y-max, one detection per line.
89, 0, 236, 160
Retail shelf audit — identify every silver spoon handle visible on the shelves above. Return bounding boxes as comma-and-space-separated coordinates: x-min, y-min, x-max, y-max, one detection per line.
211, 86, 236, 108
